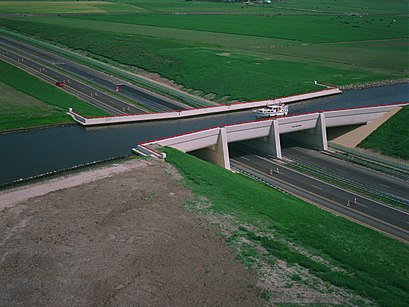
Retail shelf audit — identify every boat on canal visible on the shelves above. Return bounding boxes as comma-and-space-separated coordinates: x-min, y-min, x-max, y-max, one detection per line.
253, 102, 289, 118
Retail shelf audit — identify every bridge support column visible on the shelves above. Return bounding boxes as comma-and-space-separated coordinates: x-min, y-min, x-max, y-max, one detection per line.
192, 127, 231, 170
286, 113, 328, 150
242, 120, 282, 158
268, 120, 282, 158
315, 113, 328, 150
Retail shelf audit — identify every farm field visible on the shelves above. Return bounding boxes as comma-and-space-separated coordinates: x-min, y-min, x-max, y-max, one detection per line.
2, 0, 406, 16
0, 60, 107, 132
77, 14, 408, 43
0, 0, 407, 102
359, 106, 409, 160
0, 1, 146, 14
1, 18, 406, 101
106, 0, 409, 16
165, 147, 409, 306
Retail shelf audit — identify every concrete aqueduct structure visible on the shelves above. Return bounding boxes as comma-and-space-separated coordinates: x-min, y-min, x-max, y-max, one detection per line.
134, 103, 407, 169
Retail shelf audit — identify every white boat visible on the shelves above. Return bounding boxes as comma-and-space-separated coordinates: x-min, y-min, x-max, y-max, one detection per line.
253, 103, 288, 118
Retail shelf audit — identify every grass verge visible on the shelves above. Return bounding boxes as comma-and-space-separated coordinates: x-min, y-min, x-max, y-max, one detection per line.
0, 59, 107, 132
358, 106, 409, 160
164, 147, 409, 306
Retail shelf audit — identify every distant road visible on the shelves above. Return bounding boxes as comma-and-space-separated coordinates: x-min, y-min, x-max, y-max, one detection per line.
0, 35, 188, 112
0, 46, 143, 114
230, 145, 409, 243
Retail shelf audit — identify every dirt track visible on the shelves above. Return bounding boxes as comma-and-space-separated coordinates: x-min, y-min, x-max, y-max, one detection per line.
0, 158, 263, 306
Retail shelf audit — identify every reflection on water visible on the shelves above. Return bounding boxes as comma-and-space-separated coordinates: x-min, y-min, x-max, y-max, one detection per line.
1, 83, 408, 185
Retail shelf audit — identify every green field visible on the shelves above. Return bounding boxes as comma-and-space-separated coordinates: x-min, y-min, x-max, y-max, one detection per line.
1, 12, 405, 101
0, 60, 107, 131
0, 1, 146, 14
0, 0, 407, 107
107, 0, 409, 16
77, 14, 408, 43
164, 147, 409, 306
359, 106, 409, 160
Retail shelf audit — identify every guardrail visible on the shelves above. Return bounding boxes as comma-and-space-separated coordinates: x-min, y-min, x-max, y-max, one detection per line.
287, 160, 409, 208
231, 165, 289, 195
132, 144, 166, 160
329, 142, 409, 173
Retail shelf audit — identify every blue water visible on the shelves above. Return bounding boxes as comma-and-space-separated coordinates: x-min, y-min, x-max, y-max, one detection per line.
1, 83, 408, 186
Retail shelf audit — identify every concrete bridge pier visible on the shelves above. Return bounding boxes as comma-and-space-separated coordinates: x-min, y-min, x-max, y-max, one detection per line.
193, 127, 231, 170
286, 113, 328, 150
242, 120, 282, 158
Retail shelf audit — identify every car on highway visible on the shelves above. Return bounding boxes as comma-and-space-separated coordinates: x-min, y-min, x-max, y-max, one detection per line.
55, 81, 65, 87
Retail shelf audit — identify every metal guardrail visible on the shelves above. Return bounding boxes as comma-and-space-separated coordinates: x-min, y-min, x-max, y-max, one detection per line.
0, 28, 213, 108
329, 142, 409, 173
325, 150, 409, 181
231, 165, 289, 195
286, 160, 409, 208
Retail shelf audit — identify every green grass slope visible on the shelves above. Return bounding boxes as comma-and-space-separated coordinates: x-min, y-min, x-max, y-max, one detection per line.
0, 60, 107, 131
358, 106, 409, 160
164, 147, 409, 306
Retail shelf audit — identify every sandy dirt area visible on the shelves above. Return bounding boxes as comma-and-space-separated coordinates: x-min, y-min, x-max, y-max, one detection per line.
0, 158, 263, 306
331, 106, 401, 147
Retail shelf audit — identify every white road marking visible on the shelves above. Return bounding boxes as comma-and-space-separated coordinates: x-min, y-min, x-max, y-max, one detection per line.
310, 184, 323, 191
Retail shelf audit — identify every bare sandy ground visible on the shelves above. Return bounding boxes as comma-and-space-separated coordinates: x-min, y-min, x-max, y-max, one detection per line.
331, 106, 401, 147
0, 158, 263, 306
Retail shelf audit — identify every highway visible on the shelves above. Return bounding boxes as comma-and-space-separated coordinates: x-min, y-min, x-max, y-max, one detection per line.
0, 46, 143, 115
230, 144, 409, 242
0, 35, 188, 112
282, 146, 409, 201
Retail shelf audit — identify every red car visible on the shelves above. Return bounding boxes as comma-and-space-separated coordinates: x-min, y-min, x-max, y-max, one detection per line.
55, 82, 65, 87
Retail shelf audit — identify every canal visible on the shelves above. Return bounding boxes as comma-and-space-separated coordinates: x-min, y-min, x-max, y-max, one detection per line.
1, 83, 408, 186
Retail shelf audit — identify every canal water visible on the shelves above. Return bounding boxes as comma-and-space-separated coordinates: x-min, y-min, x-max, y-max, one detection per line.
1, 83, 408, 186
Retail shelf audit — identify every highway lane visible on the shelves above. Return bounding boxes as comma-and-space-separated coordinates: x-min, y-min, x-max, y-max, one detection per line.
0, 35, 189, 112
282, 146, 409, 201
229, 145, 409, 242
57, 63, 182, 112
0, 47, 144, 115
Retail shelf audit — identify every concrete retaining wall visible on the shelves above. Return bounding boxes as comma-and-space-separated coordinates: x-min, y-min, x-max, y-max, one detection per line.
68, 88, 342, 126
133, 144, 166, 160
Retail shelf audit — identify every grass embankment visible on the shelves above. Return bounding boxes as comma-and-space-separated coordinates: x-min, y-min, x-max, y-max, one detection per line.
359, 106, 409, 160
0, 60, 107, 132
164, 147, 409, 306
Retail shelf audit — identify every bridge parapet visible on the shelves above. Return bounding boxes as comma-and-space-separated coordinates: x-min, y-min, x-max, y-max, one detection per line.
324, 105, 398, 127
68, 88, 342, 126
